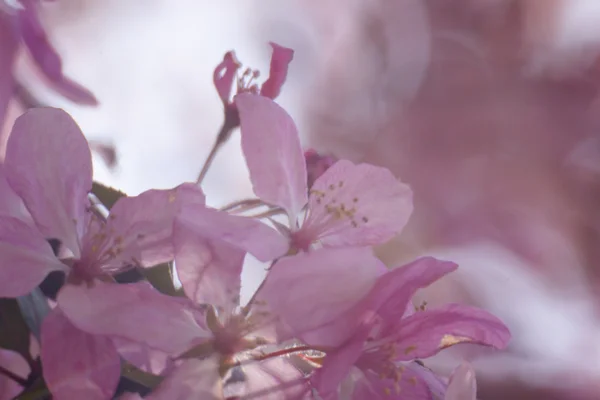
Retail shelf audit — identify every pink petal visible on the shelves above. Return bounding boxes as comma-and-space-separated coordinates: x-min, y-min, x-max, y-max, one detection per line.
0, 348, 29, 400
0, 17, 17, 128
5, 108, 92, 258
260, 42, 294, 100
173, 219, 245, 312
213, 51, 240, 104
98, 183, 206, 269
352, 368, 433, 400
236, 93, 308, 217
256, 247, 384, 347
311, 334, 367, 398
40, 308, 120, 400
0, 216, 67, 297
112, 337, 172, 376
177, 204, 288, 262
230, 358, 309, 400
303, 160, 413, 247
445, 362, 477, 400
390, 304, 511, 361
361, 257, 458, 337
118, 394, 144, 400
17, 6, 97, 106
57, 281, 209, 356
147, 356, 223, 400
0, 166, 29, 220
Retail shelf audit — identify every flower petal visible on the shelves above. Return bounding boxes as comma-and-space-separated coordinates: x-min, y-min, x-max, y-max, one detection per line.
100, 183, 206, 269
0, 348, 30, 400
112, 337, 172, 376
0, 166, 30, 220
177, 204, 287, 262
311, 335, 367, 398
17, 6, 97, 105
40, 308, 120, 400
228, 358, 309, 400
5, 108, 92, 258
305, 160, 413, 247
213, 51, 240, 104
236, 93, 308, 217
148, 356, 223, 400
0, 216, 67, 297
0, 16, 17, 129
57, 281, 209, 356
256, 247, 384, 347
445, 362, 477, 400
174, 219, 245, 312
260, 42, 294, 100
353, 368, 433, 400
361, 257, 458, 337
391, 304, 511, 361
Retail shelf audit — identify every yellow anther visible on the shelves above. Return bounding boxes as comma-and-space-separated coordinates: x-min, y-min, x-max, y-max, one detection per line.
168, 193, 177, 203
404, 345, 417, 355
384, 388, 391, 396
408, 377, 418, 386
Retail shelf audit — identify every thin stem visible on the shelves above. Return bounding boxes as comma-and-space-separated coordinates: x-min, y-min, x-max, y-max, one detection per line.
0, 365, 27, 387
253, 345, 313, 361
196, 111, 238, 185
246, 207, 285, 219
220, 198, 264, 212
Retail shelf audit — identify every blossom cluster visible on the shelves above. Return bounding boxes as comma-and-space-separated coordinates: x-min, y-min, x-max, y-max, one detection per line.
0, 42, 510, 399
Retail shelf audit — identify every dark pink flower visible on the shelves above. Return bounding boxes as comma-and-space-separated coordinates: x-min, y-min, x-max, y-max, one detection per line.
309, 257, 511, 399
235, 93, 413, 253
213, 42, 293, 108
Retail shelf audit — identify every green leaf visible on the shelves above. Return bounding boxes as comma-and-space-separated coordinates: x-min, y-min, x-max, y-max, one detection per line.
143, 263, 185, 297
122, 362, 162, 390
0, 299, 31, 361
91, 182, 126, 210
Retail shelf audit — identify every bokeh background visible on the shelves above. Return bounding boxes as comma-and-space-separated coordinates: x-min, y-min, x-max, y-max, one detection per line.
4, 0, 600, 398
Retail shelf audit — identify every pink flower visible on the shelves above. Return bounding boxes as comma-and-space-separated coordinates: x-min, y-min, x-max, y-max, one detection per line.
214, 42, 294, 109
0, 108, 207, 398
445, 361, 477, 400
309, 257, 511, 399
0, 348, 30, 400
1, 1, 97, 106
235, 93, 413, 253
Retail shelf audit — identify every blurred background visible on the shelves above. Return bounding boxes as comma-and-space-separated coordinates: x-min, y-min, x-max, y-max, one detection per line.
4, 0, 600, 398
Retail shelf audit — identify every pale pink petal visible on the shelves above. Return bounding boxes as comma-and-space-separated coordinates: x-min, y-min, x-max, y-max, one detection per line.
0, 216, 67, 297
17, 6, 97, 106
118, 393, 144, 400
5, 108, 92, 258
0, 348, 30, 400
213, 51, 240, 104
360, 257, 458, 337
229, 358, 309, 400
236, 93, 308, 217
177, 204, 288, 262
112, 337, 172, 376
390, 304, 511, 361
40, 308, 120, 400
352, 368, 433, 400
147, 356, 223, 400
0, 17, 17, 129
256, 247, 384, 347
0, 166, 29, 220
311, 334, 367, 398
173, 220, 245, 312
97, 183, 206, 269
445, 362, 477, 400
302, 160, 413, 247
260, 42, 294, 100
57, 281, 209, 356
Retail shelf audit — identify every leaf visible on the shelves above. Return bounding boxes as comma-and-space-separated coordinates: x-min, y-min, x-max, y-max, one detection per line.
91, 182, 126, 209
17, 288, 51, 340
143, 263, 185, 297
0, 299, 31, 360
